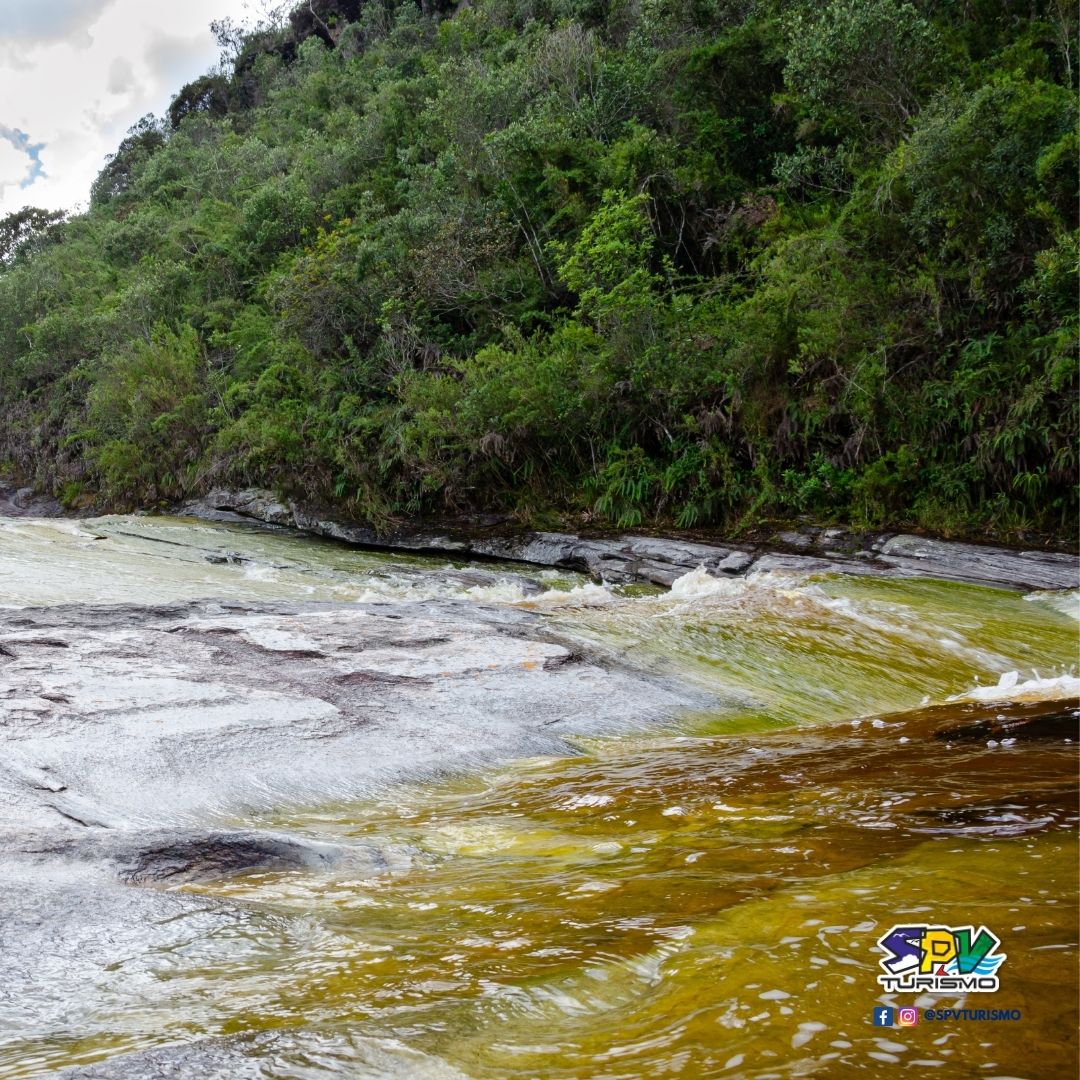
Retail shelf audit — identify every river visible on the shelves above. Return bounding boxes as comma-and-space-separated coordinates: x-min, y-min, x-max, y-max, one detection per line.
0, 515, 1076, 1078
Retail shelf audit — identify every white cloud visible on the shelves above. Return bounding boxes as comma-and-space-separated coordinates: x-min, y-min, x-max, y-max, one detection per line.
0, 0, 115, 47
0, 132, 30, 186
0, 125, 43, 203
0, 0, 255, 217
0, 135, 25, 186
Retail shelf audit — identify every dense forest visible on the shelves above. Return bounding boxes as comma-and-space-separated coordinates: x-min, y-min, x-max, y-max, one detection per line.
0, 0, 1076, 539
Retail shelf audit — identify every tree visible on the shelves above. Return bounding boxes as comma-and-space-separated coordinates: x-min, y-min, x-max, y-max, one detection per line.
168, 75, 230, 130
0, 0, 1075, 537
0, 207, 65, 265
783, 0, 941, 146
885, 75, 1077, 302
84, 324, 212, 502
289, 0, 367, 45
90, 115, 167, 208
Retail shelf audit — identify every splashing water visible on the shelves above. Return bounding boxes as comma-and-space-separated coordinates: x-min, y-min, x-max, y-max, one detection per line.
0, 516, 1076, 1078
1025, 588, 1080, 622
0, 515, 584, 608
531, 568, 1078, 726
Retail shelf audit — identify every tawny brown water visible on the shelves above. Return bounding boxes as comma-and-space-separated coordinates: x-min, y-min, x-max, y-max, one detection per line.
1, 517, 1076, 1078
178, 703, 1076, 1080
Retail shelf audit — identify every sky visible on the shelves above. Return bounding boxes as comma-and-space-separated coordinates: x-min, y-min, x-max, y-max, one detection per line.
0, 0, 256, 218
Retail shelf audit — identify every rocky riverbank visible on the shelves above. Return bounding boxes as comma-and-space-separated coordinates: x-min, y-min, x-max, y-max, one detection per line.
4, 478, 1075, 591
1, 508, 1076, 1078
181, 488, 1079, 592
0, 481, 69, 518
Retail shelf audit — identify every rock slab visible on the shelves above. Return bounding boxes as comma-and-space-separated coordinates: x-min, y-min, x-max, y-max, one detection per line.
183, 488, 1079, 592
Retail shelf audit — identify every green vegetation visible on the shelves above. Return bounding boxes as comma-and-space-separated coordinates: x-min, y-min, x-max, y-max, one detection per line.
1, 0, 1076, 539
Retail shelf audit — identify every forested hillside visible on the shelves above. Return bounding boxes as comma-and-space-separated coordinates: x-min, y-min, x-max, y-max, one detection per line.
0, 0, 1076, 538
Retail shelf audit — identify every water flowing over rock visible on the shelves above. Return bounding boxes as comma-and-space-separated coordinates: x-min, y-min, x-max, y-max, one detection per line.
0, 598, 712, 832
0, 590, 721, 1076
1, 511, 1076, 1079
183, 488, 1079, 592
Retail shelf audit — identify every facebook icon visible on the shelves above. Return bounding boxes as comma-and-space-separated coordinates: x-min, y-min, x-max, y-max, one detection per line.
873, 1007, 896, 1026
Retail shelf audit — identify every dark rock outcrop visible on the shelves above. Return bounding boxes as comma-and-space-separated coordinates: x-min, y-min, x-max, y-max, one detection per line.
0, 481, 66, 518
181, 488, 1080, 592
5, 827, 361, 884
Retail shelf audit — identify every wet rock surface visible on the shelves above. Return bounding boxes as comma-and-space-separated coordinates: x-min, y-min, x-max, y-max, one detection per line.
30, 694, 1079, 1080
0, 481, 67, 518
0, 598, 710, 832
5, 826, 375, 885
934, 701, 1080, 744
57, 1029, 471, 1079
0, 592, 711, 921
183, 488, 1079, 591
0, 595, 716, 1076
1, 508, 1076, 1078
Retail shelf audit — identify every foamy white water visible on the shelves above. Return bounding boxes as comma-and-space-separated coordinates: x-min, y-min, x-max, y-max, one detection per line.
950, 669, 1080, 704
2, 517, 1076, 726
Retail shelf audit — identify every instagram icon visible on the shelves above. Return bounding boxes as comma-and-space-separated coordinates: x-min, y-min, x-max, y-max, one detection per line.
898, 1007, 919, 1027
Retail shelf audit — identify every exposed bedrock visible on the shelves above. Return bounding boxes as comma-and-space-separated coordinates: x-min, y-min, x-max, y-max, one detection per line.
2, 825, 392, 884
0, 595, 714, 1075
0, 480, 67, 518
0, 597, 714, 833
182, 488, 1079, 592
0, 591, 706, 1055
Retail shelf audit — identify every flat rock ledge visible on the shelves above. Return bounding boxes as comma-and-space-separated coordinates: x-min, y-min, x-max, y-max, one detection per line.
0, 597, 716, 832
182, 489, 1079, 593
0, 596, 715, 1073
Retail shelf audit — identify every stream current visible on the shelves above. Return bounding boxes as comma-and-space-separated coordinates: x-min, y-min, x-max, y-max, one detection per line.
0, 515, 1077, 1079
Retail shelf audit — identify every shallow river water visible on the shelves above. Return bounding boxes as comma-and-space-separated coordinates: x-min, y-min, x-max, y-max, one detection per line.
1, 516, 1077, 1078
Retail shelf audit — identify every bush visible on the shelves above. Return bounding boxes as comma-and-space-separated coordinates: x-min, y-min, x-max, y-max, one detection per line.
82, 324, 212, 502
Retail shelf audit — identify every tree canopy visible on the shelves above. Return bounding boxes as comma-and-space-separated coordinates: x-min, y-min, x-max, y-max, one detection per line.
0, 0, 1076, 539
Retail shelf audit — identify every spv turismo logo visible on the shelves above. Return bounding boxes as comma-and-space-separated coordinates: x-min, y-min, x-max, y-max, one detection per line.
876, 924, 1006, 992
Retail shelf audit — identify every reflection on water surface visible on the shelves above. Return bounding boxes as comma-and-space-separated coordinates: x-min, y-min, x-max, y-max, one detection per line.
171, 701, 1075, 1079
0, 516, 1076, 1078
